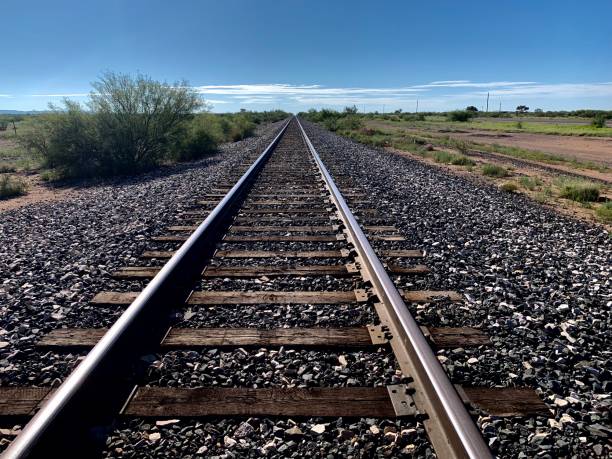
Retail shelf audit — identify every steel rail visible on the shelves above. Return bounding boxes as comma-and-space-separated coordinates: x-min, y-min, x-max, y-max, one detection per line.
296, 117, 492, 459
3, 119, 292, 459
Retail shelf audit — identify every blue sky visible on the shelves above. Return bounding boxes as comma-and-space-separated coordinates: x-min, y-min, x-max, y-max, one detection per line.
1, 0, 611, 112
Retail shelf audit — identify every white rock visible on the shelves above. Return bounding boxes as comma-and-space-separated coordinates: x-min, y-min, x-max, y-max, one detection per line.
548, 419, 562, 430
224, 436, 237, 447
467, 358, 478, 365
369, 425, 380, 435
310, 424, 326, 434
148, 432, 161, 442
156, 419, 179, 426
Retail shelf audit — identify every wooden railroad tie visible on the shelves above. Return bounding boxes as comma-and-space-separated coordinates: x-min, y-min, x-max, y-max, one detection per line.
113, 264, 359, 279
36, 326, 490, 350
141, 249, 352, 259
113, 264, 429, 279
90, 289, 462, 306
0, 385, 549, 419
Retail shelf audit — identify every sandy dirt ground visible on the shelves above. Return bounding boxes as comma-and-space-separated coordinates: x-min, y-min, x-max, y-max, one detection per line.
443, 130, 612, 167
0, 174, 76, 213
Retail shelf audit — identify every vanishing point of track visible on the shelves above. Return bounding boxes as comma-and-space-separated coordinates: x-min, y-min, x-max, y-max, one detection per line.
2, 118, 548, 458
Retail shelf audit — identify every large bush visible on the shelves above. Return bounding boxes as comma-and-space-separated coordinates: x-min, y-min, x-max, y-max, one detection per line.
447, 110, 474, 122
20, 72, 203, 177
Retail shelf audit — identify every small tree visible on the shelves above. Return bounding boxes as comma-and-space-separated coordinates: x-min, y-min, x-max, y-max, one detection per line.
466, 106, 478, 112
90, 72, 203, 173
343, 105, 358, 114
516, 105, 529, 114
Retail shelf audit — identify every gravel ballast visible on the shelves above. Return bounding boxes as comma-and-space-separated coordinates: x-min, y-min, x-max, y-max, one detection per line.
2, 118, 609, 457
302, 120, 611, 458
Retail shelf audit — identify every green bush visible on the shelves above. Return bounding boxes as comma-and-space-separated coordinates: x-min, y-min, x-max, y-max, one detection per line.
500, 182, 518, 192
482, 164, 509, 177
591, 114, 607, 128
596, 201, 612, 222
433, 151, 453, 163
336, 116, 362, 131
558, 179, 600, 202
0, 174, 26, 198
450, 155, 475, 166
519, 176, 543, 190
173, 114, 223, 161
19, 72, 202, 178
447, 111, 474, 122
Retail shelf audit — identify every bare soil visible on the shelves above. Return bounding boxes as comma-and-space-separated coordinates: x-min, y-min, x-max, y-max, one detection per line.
444, 129, 612, 167
0, 174, 76, 213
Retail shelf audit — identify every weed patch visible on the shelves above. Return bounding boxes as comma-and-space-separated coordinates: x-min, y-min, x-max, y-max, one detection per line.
0, 174, 26, 199
500, 182, 518, 192
596, 201, 612, 222
482, 164, 509, 177
556, 179, 600, 202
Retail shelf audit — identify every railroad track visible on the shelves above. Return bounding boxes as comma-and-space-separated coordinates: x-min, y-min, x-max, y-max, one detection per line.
0, 118, 547, 458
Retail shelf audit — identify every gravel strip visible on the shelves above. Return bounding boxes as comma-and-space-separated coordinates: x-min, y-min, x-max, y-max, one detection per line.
302, 119, 611, 458
144, 348, 400, 388
103, 417, 433, 458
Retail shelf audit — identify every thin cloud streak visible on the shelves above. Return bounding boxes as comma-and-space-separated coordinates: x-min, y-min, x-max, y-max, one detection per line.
29, 93, 90, 97
413, 81, 537, 88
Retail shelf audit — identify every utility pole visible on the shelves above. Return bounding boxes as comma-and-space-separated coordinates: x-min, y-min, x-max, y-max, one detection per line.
499, 100, 502, 113
486, 92, 490, 113
382, 105, 385, 115
416, 99, 419, 114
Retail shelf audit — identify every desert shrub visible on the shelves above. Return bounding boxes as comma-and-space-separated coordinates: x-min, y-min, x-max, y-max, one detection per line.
596, 201, 612, 222
336, 116, 362, 131
0, 174, 26, 198
19, 72, 203, 177
557, 179, 600, 202
450, 139, 471, 155
433, 151, 453, 163
482, 164, 509, 177
519, 176, 543, 190
0, 164, 16, 173
450, 155, 475, 166
447, 111, 474, 122
515, 121, 523, 129
89, 72, 201, 174
227, 115, 256, 141
173, 114, 223, 161
500, 182, 518, 192
591, 114, 607, 128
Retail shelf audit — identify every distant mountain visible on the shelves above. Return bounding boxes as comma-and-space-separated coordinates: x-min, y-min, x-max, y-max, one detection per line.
0, 110, 51, 115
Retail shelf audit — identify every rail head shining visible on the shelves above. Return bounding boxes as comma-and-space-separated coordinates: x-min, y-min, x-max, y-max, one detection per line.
296, 117, 491, 459
4, 120, 292, 459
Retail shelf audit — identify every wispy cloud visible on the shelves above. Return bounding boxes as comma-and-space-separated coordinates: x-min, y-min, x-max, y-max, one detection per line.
475, 82, 612, 98
7, 80, 612, 111
413, 81, 537, 89
194, 83, 425, 97
29, 93, 90, 97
